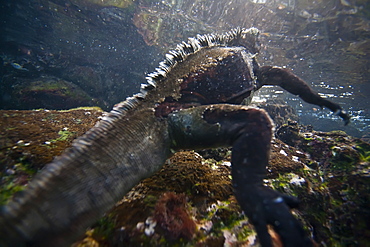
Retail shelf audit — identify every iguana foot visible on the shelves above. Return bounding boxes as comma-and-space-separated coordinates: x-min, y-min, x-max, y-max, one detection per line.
234, 185, 312, 247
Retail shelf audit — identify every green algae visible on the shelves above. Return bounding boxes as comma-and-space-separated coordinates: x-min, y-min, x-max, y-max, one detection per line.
197, 198, 256, 245
0, 182, 25, 206
91, 215, 116, 243
60, 106, 103, 112
56, 129, 75, 142
0, 161, 37, 205
357, 144, 370, 162
86, 0, 135, 8
269, 172, 306, 197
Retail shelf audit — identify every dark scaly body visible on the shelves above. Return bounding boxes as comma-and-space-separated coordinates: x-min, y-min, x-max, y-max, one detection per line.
0, 28, 349, 247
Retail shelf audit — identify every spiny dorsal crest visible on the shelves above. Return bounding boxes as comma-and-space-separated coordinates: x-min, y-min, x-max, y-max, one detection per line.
142, 27, 260, 92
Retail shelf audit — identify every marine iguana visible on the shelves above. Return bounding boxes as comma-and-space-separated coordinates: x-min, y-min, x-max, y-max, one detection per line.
0, 27, 349, 247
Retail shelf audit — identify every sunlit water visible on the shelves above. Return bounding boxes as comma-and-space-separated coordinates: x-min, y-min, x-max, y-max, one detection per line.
254, 79, 369, 138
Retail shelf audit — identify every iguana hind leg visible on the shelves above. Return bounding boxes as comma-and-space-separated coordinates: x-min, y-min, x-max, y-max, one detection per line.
168, 104, 312, 247
169, 104, 312, 246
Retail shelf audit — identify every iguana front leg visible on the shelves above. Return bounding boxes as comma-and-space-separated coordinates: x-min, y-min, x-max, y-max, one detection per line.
257, 66, 350, 125
168, 104, 312, 247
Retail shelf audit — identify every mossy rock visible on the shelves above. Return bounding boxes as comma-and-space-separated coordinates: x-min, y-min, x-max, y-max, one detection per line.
1, 109, 369, 246
12, 76, 99, 110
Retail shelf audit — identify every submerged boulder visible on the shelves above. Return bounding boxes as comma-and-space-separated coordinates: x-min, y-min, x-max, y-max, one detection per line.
7, 76, 99, 110
0, 106, 369, 246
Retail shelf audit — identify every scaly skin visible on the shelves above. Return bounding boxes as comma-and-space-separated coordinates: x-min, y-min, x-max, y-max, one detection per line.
0, 107, 171, 246
0, 28, 349, 247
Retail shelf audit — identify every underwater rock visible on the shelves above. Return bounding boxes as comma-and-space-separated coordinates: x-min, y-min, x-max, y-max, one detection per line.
86, 0, 134, 8
10, 76, 99, 110
0, 108, 369, 246
62, 65, 104, 99
0, 0, 157, 110
0, 108, 103, 205
133, 10, 163, 46
133, 4, 213, 47
274, 126, 370, 246
257, 101, 299, 128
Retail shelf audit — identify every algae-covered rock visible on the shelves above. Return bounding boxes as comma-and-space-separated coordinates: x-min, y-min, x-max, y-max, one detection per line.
86, 0, 134, 8
1, 108, 369, 246
257, 101, 299, 129
0, 108, 103, 205
0, 0, 156, 111
275, 125, 370, 246
11, 76, 100, 110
